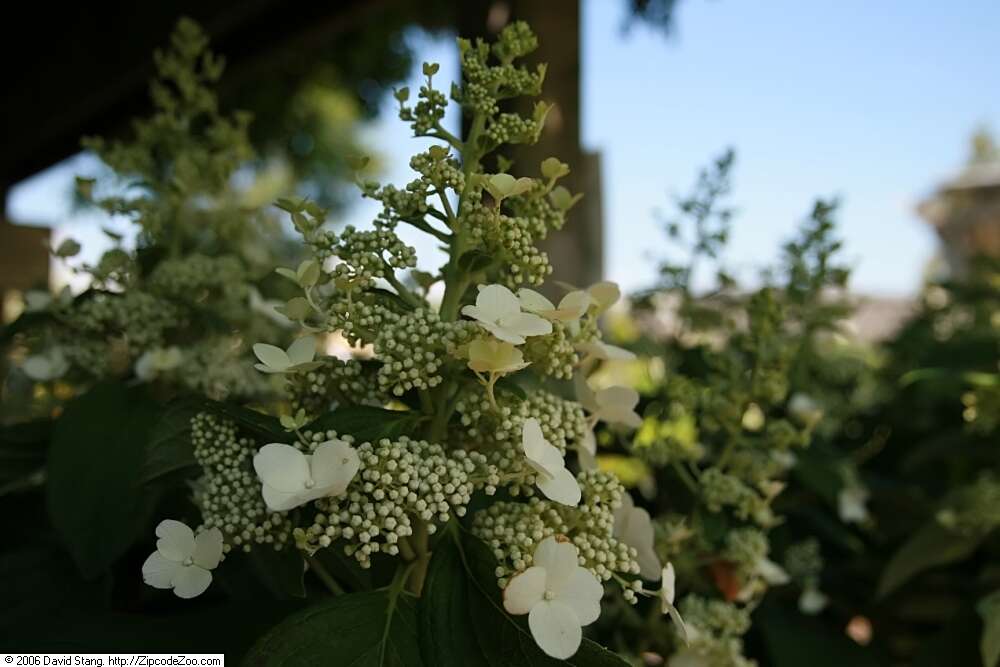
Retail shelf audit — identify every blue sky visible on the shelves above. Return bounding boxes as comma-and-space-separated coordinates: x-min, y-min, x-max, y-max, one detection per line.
9, 0, 999, 296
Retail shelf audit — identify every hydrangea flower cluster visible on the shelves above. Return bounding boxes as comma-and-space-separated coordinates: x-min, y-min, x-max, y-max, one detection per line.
141, 22, 669, 660
8, 19, 290, 404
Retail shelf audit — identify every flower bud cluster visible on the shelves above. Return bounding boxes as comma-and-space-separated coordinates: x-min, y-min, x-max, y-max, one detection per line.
294, 431, 488, 568
700, 467, 774, 526
471, 470, 638, 589
372, 308, 478, 396
287, 357, 384, 417
147, 254, 247, 303
461, 202, 552, 288
191, 412, 291, 553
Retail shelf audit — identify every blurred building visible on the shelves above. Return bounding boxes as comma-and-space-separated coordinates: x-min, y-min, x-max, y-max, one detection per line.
918, 131, 1000, 277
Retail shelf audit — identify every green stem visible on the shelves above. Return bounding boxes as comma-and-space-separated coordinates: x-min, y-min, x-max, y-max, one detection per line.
406, 520, 431, 596
306, 554, 345, 595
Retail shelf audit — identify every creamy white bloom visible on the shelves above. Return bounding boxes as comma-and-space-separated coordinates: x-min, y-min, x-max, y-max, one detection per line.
23, 348, 69, 381
587, 281, 621, 314
577, 340, 636, 361
659, 563, 688, 642
461, 284, 552, 345
613, 493, 661, 580
503, 536, 603, 660
135, 347, 183, 381
838, 484, 870, 524
484, 173, 534, 202
586, 386, 643, 429
522, 418, 581, 506
253, 440, 360, 512
253, 336, 322, 374
142, 520, 223, 599
467, 338, 530, 375
576, 430, 597, 471
517, 288, 591, 322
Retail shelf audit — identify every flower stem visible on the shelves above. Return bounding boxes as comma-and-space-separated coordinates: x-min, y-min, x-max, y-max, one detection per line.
306, 554, 345, 595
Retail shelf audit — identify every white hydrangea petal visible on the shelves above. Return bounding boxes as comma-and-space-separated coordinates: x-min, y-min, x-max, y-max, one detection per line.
477, 319, 525, 345
757, 558, 790, 585
597, 386, 639, 411
142, 550, 182, 589
517, 288, 555, 313
254, 443, 310, 493
252, 343, 291, 370
537, 466, 581, 507
574, 373, 598, 412
500, 312, 552, 338
262, 484, 306, 512
556, 291, 592, 320
521, 418, 548, 463
528, 600, 583, 660
533, 537, 580, 586
192, 528, 224, 570
287, 336, 317, 365
155, 520, 195, 561
660, 563, 676, 607
587, 281, 621, 313
552, 567, 603, 625
311, 440, 360, 496
502, 566, 547, 615
171, 564, 213, 599
476, 284, 521, 320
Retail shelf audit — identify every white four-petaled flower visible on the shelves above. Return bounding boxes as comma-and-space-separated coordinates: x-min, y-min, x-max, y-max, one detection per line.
253, 439, 360, 512
613, 492, 662, 580
253, 336, 322, 374
579, 383, 643, 429
521, 418, 581, 506
142, 520, 223, 599
517, 288, 591, 323
659, 562, 688, 642
503, 536, 604, 660
577, 340, 636, 361
461, 284, 552, 345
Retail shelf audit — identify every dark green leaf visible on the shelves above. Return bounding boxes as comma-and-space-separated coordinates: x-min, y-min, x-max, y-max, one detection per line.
458, 249, 496, 274
306, 405, 424, 443
0, 419, 51, 489
47, 382, 159, 578
141, 398, 201, 483
244, 590, 424, 666
216, 547, 307, 600
877, 520, 985, 598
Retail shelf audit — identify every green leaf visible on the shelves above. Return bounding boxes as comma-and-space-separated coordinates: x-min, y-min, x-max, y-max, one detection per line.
244, 590, 424, 666
877, 520, 986, 598
216, 547, 306, 600
420, 531, 628, 666
140, 398, 201, 483
458, 249, 496, 274
0, 419, 51, 491
979, 590, 1000, 667
47, 382, 159, 578
306, 405, 424, 443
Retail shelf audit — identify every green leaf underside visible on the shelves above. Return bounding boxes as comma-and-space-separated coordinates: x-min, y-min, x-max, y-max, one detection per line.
244, 589, 423, 666
306, 405, 425, 443
877, 520, 985, 598
421, 530, 628, 666
47, 381, 159, 578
